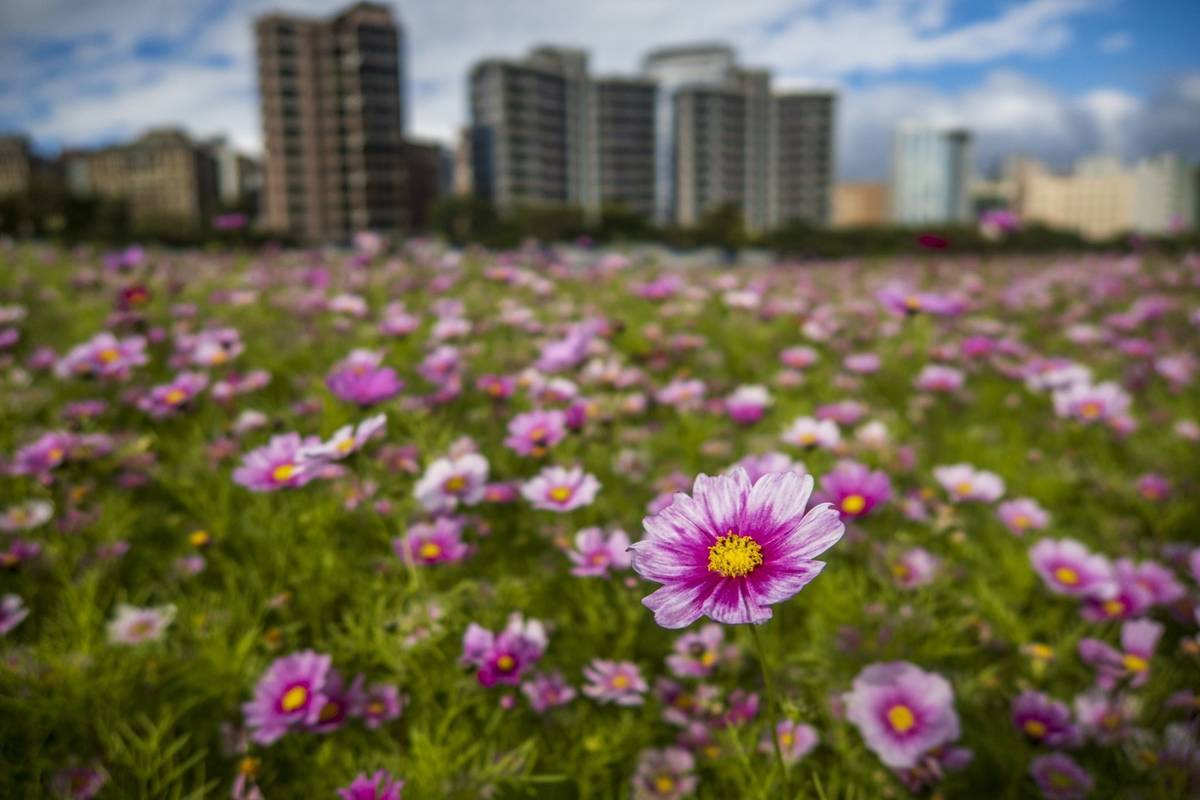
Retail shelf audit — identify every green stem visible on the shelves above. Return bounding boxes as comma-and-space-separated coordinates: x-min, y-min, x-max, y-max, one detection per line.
750, 622, 788, 794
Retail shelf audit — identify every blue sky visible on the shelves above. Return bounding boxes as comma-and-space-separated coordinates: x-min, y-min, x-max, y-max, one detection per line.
1, 0, 1197, 179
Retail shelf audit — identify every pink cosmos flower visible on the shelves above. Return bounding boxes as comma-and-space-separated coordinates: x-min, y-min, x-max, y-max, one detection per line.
0, 500, 53, 532
781, 416, 840, 450
461, 614, 547, 688
55, 331, 147, 379
521, 671, 577, 712
815, 460, 892, 520
357, 683, 405, 729
1011, 691, 1082, 748
10, 431, 75, 476
337, 770, 404, 800
1030, 753, 1093, 799
1135, 473, 1170, 502
844, 352, 881, 374
137, 371, 208, 418
1073, 690, 1137, 745
779, 346, 818, 369
243, 651, 332, 744
728, 452, 806, 485
233, 433, 323, 492
726, 385, 771, 424
0, 594, 29, 635
107, 604, 175, 644
413, 453, 489, 512
309, 670, 365, 733
327, 350, 404, 407
629, 467, 844, 628
631, 747, 696, 800
892, 547, 939, 590
299, 414, 386, 462
759, 719, 818, 763
51, 764, 108, 799
1029, 538, 1115, 599
1078, 619, 1162, 690
915, 364, 965, 393
505, 409, 567, 457
582, 659, 647, 705
933, 464, 1005, 503
656, 378, 706, 410
521, 465, 601, 512
844, 661, 961, 769
567, 527, 632, 577
1079, 560, 1155, 622
394, 516, 472, 566
177, 327, 244, 368
665, 624, 729, 678
1052, 381, 1131, 425
997, 498, 1050, 536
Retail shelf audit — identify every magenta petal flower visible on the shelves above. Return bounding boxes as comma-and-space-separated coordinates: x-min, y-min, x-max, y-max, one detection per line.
337, 770, 405, 800
844, 661, 961, 769
1029, 539, 1116, 599
1030, 753, 1093, 799
759, 719, 819, 763
504, 409, 567, 457
632, 747, 697, 800
327, 349, 404, 407
567, 527, 632, 577
997, 498, 1050, 536
582, 659, 647, 706
394, 516, 472, 566
242, 650, 332, 745
1012, 691, 1082, 748
629, 467, 844, 629
521, 465, 601, 512
815, 460, 892, 520
233, 433, 323, 492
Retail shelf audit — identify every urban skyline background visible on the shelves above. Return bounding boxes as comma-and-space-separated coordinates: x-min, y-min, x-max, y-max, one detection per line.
2, 0, 1199, 182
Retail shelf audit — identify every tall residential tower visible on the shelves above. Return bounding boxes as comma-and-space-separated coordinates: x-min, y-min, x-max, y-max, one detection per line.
255, 2, 407, 242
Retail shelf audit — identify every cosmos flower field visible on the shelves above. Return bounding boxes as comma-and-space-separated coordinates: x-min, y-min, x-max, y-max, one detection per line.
1, 240, 1199, 799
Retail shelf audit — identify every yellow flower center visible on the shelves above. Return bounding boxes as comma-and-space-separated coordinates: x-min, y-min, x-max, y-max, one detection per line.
1052, 566, 1080, 586
418, 541, 442, 560
1013, 514, 1030, 529
799, 432, 816, 445
1122, 653, 1148, 673
164, 388, 187, 405
654, 775, 676, 794
1028, 643, 1054, 661
443, 475, 466, 493
496, 655, 516, 672
238, 757, 259, 777
887, 704, 916, 733
1102, 599, 1125, 617
280, 685, 308, 712
1023, 719, 1048, 738
841, 494, 867, 515
1079, 402, 1101, 419
611, 674, 630, 689
189, 530, 210, 547
367, 701, 385, 715
549, 485, 573, 503
529, 427, 547, 442
98, 347, 120, 364
707, 533, 763, 578
318, 701, 341, 722
337, 438, 356, 453
904, 295, 922, 310
48, 447, 65, 462
700, 651, 717, 667
209, 349, 228, 365
272, 463, 297, 482
954, 481, 974, 495
780, 731, 795, 747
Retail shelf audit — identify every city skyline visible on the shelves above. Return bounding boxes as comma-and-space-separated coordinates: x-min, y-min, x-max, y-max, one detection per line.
2, 0, 1199, 181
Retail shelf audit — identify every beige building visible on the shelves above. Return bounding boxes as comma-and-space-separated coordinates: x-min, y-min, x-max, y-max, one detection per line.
256, 2, 408, 242
66, 129, 218, 227
0, 135, 36, 197
1017, 157, 1134, 240
832, 182, 888, 227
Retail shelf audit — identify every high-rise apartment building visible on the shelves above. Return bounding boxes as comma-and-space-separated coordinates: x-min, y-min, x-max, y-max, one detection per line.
256, 2, 407, 242
594, 77, 657, 219
770, 91, 836, 227
64, 129, 218, 227
890, 124, 973, 225
467, 42, 836, 233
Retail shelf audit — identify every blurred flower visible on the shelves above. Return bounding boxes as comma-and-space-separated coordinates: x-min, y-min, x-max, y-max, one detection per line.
1029, 752, 1093, 799
566, 527, 631, 577
521, 465, 600, 512
844, 661, 961, 769
582, 659, 647, 705
461, 614, 546, 688
243, 650, 332, 745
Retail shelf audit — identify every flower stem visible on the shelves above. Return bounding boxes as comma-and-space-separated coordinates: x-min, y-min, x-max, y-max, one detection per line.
750, 622, 788, 792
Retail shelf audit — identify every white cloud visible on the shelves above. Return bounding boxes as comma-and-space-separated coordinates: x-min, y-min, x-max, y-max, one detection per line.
1098, 32, 1133, 53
